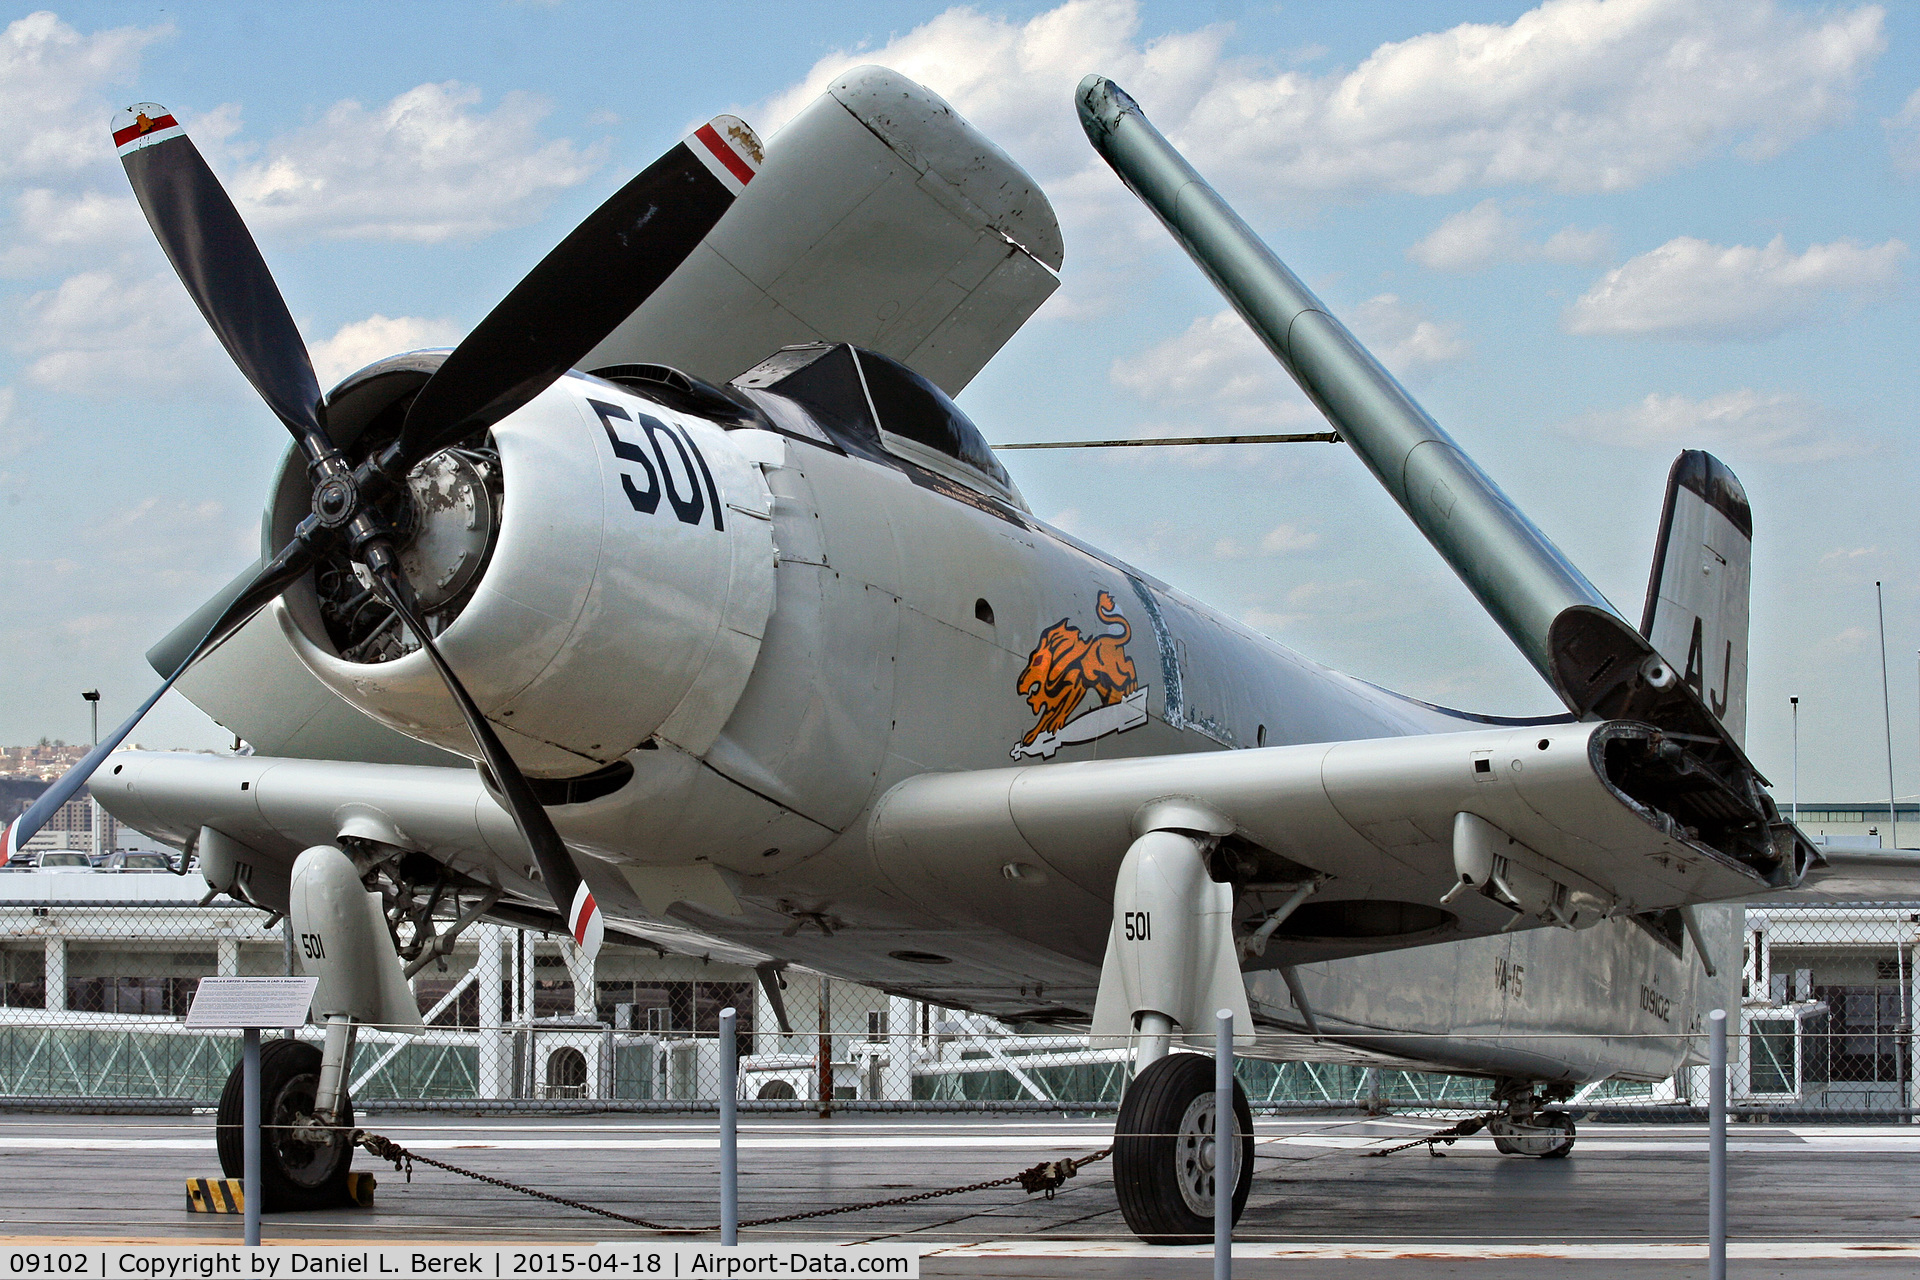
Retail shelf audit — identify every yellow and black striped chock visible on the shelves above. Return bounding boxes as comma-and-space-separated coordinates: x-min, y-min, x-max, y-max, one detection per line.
185, 1173, 375, 1214
186, 1178, 242, 1213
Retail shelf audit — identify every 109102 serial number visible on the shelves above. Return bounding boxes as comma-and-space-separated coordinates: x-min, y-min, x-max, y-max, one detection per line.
9, 1256, 91, 1275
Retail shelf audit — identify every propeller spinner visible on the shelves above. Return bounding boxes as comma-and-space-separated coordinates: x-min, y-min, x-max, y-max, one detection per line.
3, 102, 763, 958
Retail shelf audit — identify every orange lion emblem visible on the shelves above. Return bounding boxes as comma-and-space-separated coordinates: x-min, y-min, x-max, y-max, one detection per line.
1015, 591, 1141, 755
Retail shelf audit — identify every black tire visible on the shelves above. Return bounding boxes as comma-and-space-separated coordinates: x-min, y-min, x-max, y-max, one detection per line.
1114, 1052, 1255, 1244
216, 1037, 356, 1211
1492, 1109, 1576, 1159
1536, 1110, 1576, 1159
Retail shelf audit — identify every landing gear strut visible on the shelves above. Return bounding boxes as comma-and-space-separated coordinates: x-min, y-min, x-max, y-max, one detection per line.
1114, 1053, 1254, 1244
1486, 1077, 1576, 1159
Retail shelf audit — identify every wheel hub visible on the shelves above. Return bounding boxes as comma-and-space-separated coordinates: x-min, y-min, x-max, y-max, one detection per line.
271, 1071, 350, 1188
1174, 1093, 1221, 1216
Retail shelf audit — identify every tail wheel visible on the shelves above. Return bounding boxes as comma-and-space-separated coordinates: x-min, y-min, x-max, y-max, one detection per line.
1114, 1051, 1255, 1244
216, 1037, 356, 1211
1491, 1109, 1576, 1159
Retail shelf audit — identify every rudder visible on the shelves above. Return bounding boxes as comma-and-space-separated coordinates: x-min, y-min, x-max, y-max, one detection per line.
1640, 451, 1752, 745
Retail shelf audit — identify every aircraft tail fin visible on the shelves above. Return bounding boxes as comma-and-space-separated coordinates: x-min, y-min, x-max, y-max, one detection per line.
1639, 451, 1752, 746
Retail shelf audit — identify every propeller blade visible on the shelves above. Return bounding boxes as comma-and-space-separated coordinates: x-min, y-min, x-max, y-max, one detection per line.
394, 115, 761, 468
2, 539, 317, 864
115, 104, 323, 439
367, 569, 602, 959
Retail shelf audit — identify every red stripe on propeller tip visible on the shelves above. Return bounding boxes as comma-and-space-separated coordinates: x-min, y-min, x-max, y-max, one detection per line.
113, 113, 178, 148
694, 124, 756, 186
571, 890, 599, 946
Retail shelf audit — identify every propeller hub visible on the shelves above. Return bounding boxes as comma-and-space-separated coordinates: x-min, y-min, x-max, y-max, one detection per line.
312, 474, 358, 528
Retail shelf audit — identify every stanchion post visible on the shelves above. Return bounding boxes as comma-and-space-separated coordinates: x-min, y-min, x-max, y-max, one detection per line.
243, 1026, 261, 1247
1709, 1008, 1727, 1280
720, 1007, 738, 1246
1215, 1009, 1233, 1280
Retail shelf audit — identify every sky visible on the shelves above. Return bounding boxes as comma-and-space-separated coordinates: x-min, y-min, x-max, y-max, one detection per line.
0, 0, 1913, 807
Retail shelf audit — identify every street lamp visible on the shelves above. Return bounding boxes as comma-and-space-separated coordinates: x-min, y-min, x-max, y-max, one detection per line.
81, 690, 100, 859
1789, 696, 1798, 826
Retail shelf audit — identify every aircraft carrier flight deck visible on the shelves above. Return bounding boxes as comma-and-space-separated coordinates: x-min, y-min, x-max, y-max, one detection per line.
2, 1111, 1916, 1278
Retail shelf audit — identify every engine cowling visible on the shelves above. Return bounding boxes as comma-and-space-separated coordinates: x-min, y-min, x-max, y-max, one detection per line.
266, 355, 775, 777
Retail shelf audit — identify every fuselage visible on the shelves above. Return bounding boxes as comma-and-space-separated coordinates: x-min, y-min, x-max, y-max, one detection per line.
108, 357, 1735, 1086
478, 365, 1731, 1084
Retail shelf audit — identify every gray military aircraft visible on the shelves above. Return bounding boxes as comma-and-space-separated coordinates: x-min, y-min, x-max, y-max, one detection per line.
2, 67, 1846, 1241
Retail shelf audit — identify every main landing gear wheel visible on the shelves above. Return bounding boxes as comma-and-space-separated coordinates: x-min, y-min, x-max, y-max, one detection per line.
216, 1038, 357, 1211
1114, 1052, 1255, 1244
1490, 1109, 1576, 1159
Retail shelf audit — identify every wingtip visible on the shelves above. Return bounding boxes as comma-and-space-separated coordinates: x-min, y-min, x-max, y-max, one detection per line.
1075, 75, 1139, 140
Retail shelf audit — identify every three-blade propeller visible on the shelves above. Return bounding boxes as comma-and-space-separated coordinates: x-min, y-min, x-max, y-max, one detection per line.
3, 103, 762, 958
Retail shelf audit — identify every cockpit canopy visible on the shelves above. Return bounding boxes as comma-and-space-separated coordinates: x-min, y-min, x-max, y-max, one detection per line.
732, 344, 1023, 507
590, 342, 1024, 509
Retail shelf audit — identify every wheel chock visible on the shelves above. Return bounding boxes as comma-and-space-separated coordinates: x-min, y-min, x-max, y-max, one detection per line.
186, 1178, 243, 1213
186, 1173, 376, 1213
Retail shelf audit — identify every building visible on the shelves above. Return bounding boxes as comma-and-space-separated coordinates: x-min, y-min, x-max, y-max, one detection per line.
24, 792, 118, 858
1789, 801, 1920, 849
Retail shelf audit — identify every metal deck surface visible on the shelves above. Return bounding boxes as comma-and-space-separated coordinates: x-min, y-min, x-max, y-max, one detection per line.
2, 1112, 1917, 1277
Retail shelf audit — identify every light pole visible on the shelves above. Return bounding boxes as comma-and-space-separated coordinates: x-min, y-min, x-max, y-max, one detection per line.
1790, 696, 1799, 825
81, 690, 100, 858
1877, 583, 1898, 849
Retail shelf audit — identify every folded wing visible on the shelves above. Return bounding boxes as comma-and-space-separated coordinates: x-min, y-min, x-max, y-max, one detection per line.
871, 720, 1795, 968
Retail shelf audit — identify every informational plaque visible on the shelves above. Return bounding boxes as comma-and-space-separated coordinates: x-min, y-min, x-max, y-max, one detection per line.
185, 975, 319, 1029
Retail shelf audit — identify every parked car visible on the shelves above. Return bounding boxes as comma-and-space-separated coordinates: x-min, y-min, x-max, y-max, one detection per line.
98, 850, 175, 873
37, 852, 94, 872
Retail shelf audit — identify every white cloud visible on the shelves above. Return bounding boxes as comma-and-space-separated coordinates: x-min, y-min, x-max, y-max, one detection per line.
15, 269, 228, 397
1829, 625, 1871, 652
1408, 199, 1610, 271
0, 386, 34, 459
1558, 388, 1862, 462
0, 187, 144, 275
0, 11, 168, 181
229, 82, 601, 243
1212, 523, 1321, 560
1349, 295, 1471, 372
1260, 522, 1321, 554
310, 314, 464, 388
757, 0, 1884, 206
1889, 86, 1920, 175
1111, 309, 1315, 430
1112, 297, 1462, 436
1564, 234, 1907, 339
1245, 578, 1412, 635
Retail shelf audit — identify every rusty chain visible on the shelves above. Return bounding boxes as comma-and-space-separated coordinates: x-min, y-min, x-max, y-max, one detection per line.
1361, 1112, 1496, 1157
355, 1130, 1111, 1232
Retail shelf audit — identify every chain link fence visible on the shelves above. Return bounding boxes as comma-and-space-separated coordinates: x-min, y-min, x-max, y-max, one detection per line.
0, 873, 1913, 1116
